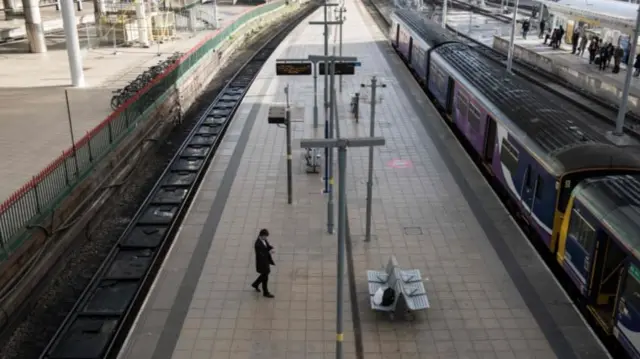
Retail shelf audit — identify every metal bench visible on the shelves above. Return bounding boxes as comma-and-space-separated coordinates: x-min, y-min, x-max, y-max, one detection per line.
366, 255, 399, 295
366, 256, 430, 320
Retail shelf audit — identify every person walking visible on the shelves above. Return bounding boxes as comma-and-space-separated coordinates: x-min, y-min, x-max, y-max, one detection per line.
539, 19, 546, 38
251, 229, 275, 298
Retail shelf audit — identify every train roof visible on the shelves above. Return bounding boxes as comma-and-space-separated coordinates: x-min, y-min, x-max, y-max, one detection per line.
396, 11, 640, 175
575, 175, 640, 257
392, 9, 459, 48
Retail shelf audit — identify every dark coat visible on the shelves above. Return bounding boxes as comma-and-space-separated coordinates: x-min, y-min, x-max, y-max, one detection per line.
254, 237, 275, 274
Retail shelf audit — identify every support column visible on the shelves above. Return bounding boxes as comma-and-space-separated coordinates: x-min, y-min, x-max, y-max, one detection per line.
135, 0, 150, 47
3, 0, 18, 19
93, 0, 105, 22
22, 0, 47, 53
60, 0, 86, 87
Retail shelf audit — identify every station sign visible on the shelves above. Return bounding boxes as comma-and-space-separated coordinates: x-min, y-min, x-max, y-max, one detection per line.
275, 62, 313, 76
318, 61, 360, 75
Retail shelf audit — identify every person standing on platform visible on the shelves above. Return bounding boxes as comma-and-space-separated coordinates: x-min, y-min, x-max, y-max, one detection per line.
613, 46, 624, 73
571, 29, 580, 54
588, 37, 599, 64
633, 54, 640, 77
522, 19, 530, 40
251, 229, 275, 298
539, 19, 546, 38
578, 35, 588, 57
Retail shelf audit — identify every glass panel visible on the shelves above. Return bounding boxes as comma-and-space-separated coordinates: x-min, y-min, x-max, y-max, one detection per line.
623, 267, 640, 309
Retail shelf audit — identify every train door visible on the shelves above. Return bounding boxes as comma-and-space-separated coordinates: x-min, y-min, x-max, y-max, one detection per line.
615, 263, 640, 356
408, 37, 413, 63
445, 78, 455, 116
564, 207, 597, 295
484, 116, 497, 161
588, 233, 626, 333
395, 24, 400, 47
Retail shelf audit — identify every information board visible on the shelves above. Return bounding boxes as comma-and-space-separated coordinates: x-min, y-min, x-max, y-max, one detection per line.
318, 62, 357, 75
275, 62, 313, 75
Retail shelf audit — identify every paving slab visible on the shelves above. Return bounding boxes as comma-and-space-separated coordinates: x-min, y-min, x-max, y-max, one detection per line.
0, 4, 248, 204
118, 1, 610, 359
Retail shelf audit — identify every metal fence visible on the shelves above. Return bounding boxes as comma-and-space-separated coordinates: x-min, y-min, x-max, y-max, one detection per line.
0, 0, 285, 261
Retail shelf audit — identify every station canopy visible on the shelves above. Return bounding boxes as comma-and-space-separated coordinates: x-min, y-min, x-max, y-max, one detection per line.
536, 0, 638, 32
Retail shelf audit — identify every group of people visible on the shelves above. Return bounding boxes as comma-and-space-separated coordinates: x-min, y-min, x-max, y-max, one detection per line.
537, 18, 640, 75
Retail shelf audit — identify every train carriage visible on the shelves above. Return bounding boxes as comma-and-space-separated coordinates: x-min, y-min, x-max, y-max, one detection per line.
560, 175, 640, 358
390, 9, 640, 252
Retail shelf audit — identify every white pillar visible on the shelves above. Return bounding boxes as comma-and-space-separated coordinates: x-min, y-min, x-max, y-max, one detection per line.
442, 0, 447, 28
506, 0, 519, 73
213, 0, 219, 28
22, 0, 47, 53
136, 1, 150, 47
614, 7, 640, 135
60, 0, 86, 87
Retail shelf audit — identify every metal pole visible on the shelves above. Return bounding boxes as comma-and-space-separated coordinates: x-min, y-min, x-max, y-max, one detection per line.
442, 0, 447, 28
614, 6, 640, 135
313, 63, 319, 129
339, 6, 343, 93
285, 86, 293, 204
213, 0, 219, 28
506, 0, 519, 73
365, 77, 377, 242
61, 0, 86, 86
336, 144, 347, 359
323, 1, 330, 200
65, 90, 80, 176
328, 60, 336, 234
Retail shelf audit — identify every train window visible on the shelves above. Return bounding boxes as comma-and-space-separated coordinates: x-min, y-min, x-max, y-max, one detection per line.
456, 93, 468, 117
500, 140, 519, 174
623, 265, 640, 309
568, 210, 596, 251
468, 104, 481, 132
524, 165, 532, 188
535, 175, 544, 199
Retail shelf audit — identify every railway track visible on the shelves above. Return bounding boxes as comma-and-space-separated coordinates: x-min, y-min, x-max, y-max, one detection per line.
430, 0, 640, 138
37, 4, 317, 359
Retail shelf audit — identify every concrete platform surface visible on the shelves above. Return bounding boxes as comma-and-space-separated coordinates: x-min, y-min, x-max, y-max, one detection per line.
117, 1, 609, 359
0, 4, 249, 204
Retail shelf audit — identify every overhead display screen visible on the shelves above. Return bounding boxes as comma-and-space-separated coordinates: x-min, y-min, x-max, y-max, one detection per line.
318, 62, 357, 75
275, 62, 313, 75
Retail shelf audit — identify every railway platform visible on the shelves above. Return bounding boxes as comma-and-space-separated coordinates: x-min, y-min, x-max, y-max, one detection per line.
493, 34, 640, 119
0, 4, 250, 204
117, 0, 610, 358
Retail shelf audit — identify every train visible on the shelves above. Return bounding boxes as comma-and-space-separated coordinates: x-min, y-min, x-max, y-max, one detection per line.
389, 9, 640, 358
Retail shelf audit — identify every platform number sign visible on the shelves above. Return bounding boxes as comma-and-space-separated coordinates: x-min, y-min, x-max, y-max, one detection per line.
276, 62, 313, 76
